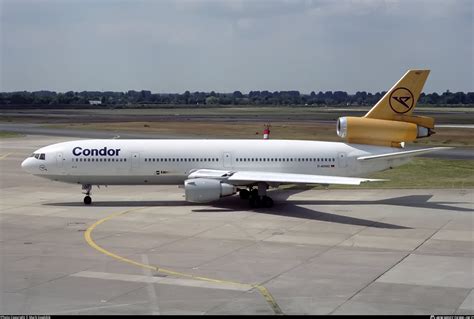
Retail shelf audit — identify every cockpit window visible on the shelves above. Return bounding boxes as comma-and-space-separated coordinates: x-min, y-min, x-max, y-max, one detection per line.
32, 153, 46, 160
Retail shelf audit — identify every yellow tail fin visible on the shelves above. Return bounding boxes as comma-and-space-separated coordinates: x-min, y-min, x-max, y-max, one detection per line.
365, 70, 430, 120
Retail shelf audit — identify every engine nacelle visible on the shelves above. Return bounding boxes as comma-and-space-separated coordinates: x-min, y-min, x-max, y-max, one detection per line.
184, 178, 236, 203
337, 117, 433, 146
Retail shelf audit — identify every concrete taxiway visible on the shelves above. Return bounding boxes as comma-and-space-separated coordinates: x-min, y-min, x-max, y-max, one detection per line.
1, 135, 473, 315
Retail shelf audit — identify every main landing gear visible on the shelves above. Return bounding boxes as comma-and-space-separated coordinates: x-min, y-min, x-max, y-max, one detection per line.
82, 184, 92, 205
239, 183, 273, 208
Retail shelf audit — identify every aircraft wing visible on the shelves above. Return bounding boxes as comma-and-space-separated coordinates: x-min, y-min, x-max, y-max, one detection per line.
357, 147, 451, 161
188, 169, 383, 186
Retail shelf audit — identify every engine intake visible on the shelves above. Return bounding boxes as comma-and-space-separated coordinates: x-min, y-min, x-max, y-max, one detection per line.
184, 178, 236, 203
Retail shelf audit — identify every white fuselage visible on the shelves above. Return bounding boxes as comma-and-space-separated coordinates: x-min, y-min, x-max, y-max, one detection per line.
21, 139, 409, 185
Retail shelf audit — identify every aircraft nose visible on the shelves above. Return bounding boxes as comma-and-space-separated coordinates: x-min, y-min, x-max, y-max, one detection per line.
21, 158, 34, 173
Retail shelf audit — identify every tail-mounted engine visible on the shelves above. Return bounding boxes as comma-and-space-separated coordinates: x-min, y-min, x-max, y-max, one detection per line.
337, 116, 434, 148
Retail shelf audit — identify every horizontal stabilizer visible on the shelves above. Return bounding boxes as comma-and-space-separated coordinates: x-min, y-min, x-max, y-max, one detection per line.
357, 147, 451, 161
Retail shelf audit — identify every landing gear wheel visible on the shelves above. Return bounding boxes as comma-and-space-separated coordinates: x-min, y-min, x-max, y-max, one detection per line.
83, 196, 92, 205
251, 188, 258, 198
262, 196, 274, 208
249, 195, 261, 208
82, 184, 93, 205
239, 189, 250, 200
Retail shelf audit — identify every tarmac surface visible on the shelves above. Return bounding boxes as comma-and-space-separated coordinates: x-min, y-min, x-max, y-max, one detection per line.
0, 135, 473, 315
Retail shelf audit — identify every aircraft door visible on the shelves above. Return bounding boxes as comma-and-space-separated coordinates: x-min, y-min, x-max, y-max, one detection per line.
338, 152, 347, 168
131, 153, 140, 170
223, 152, 232, 168
56, 152, 64, 168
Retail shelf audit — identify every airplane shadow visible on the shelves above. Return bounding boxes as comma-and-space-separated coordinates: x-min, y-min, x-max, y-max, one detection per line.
288, 195, 473, 213
45, 194, 472, 230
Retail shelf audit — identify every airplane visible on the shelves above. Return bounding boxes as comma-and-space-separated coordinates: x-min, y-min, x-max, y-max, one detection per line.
21, 70, 448, 208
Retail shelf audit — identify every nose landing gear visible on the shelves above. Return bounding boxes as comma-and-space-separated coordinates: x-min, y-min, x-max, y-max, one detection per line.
82, 184, 92, 205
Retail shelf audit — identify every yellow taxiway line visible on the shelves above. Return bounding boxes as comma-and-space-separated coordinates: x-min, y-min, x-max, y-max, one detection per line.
84, 208, 283, 315
0, 153, 12, 160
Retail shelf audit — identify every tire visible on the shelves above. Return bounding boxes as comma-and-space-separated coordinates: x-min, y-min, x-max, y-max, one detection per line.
251, 189, 258, 197
84, 196, 92, 205
239, 189, 250, 200
249, 195, 261, 208
262, 196, 274, 208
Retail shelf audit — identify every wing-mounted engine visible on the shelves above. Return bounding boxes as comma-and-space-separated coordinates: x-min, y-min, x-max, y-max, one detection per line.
336, 116, 435, 148
184, 178, 236, 203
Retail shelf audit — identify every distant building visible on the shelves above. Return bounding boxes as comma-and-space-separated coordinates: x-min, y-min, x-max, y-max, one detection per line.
89, 100, 102, 105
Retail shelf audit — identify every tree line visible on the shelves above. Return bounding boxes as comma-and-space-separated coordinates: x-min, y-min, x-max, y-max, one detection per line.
1, 89, 473, 107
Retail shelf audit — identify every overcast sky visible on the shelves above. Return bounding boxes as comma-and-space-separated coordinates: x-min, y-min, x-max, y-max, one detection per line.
1, 0, 472, 93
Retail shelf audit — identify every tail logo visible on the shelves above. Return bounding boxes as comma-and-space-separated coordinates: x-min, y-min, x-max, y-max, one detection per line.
389, 87, 414, 114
